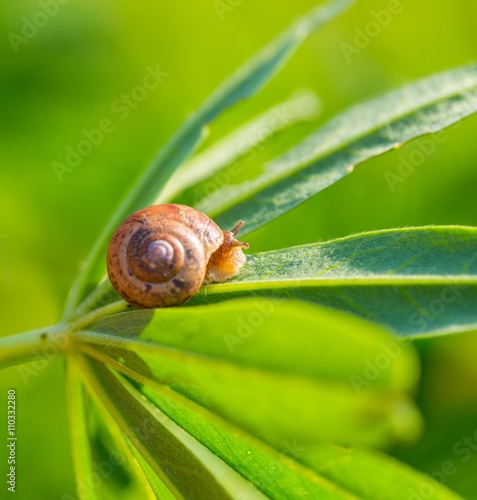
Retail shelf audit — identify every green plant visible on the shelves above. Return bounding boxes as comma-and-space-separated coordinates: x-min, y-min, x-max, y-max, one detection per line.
2, 0, 477, 497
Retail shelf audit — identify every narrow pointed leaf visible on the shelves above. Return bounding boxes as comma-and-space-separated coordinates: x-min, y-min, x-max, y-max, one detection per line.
66, 356, 99, 500
157, 91, 321, 203
82, 370, 171, 499
300, 443, 463, 500
198, 64, 477, 234
188, 226, 477, 338
78, 355, 266, 499
125, 441, 176, 500
77, 343, 358, 499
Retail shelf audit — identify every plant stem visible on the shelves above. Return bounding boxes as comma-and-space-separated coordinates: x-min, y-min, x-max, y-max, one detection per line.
71, 279, 117, 319
68, 301, 129, 332
0, 301, 128, 370
0, 324, 67, 369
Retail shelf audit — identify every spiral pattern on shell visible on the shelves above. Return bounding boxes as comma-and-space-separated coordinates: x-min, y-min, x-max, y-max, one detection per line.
107, 204, 224, 308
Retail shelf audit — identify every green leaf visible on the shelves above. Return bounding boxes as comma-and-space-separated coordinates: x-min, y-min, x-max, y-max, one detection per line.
63, 0, 356, 319
78, 348, 358, 499
78, 354, 270, 499
80, 364, 170, 499
138, 384, 359, 500
197, 64, 477, 234
157, 91, 321, 203
66, 356, 99, 500
189, 226, 477, 338
76, 299, 422, 449
124, 441, 175, 500
300, 443, 463, 500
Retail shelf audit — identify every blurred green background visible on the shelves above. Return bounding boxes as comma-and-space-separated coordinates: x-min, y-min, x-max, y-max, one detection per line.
1, 0, 477, 498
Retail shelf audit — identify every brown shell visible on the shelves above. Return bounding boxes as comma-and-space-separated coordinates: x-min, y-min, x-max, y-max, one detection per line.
107, 204, 224, 308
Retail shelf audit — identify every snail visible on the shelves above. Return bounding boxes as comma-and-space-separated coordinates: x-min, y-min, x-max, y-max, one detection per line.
106, 204, 249, 308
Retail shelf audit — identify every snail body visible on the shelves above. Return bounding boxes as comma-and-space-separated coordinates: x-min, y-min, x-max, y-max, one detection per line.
107, 204, 248, 308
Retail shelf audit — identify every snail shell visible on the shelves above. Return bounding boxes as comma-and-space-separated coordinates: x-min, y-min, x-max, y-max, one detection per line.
107, 204, 248, 308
